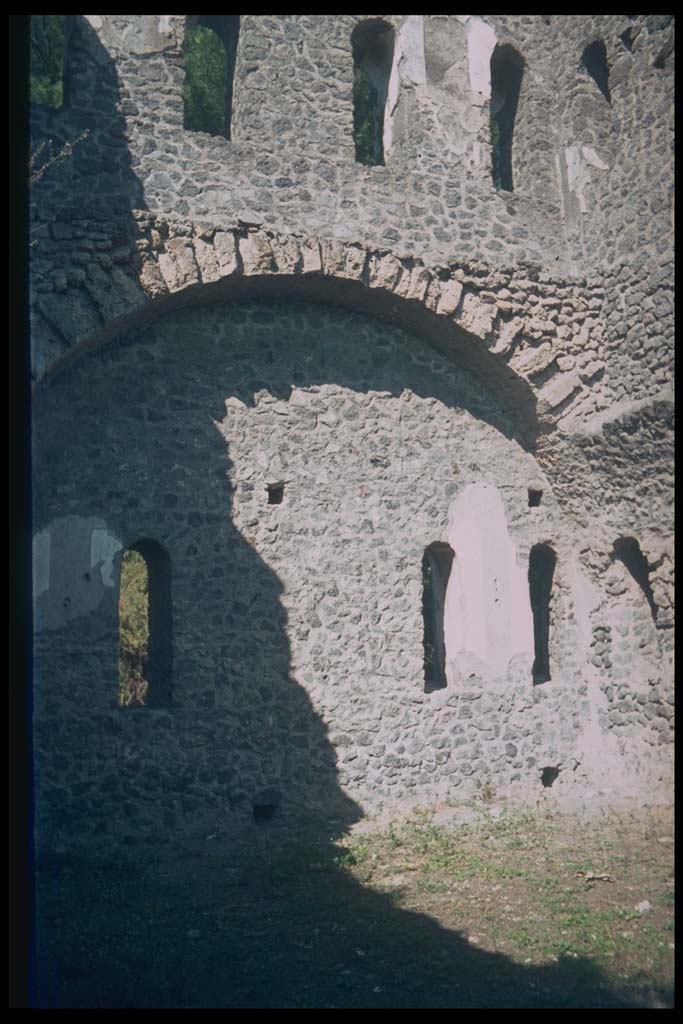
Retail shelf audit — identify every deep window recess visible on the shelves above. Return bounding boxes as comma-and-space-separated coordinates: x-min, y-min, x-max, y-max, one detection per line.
267, 482, 284, 505
184, 15, 240, 138
490, 44, 524, 192
528, 543, 556, 684
352, 19, 395, 166
613, 536, 658, 622
422, 542, 455, 693
580, 40, 611, 103
118, 540, 172, 708
528, 489, 543, 508
30, 15, 66, 108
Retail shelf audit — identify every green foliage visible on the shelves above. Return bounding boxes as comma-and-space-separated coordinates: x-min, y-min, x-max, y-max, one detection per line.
184, 26, 229, 137
353, 66, 383, 166
490, 116, 504, 191
31, 15, 65, 108
118, 549, 149, 706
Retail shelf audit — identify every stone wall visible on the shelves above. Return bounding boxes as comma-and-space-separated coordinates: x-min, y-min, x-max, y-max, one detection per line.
30, 15, 674, 853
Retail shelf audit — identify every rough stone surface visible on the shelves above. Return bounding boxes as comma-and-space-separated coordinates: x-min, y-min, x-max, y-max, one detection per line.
30, 15, 673, 855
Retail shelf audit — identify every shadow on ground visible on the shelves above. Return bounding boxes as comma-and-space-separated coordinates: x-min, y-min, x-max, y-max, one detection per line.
34, 832, 673, 1009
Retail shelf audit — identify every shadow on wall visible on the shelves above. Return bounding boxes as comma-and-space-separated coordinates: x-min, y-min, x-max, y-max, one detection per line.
30, 16, 145, 377
29, 18, 661, 1011
33, 297, 532, 850
32, 299, 667, 1009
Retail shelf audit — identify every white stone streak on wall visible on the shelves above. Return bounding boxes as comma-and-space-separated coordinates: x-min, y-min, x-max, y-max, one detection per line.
444, 481, 534, 679
90, 528, 123, 587
385, 16, 426, 158
565, 143, 610, 215
465, 18, 497, 103
33, 516, 122, 632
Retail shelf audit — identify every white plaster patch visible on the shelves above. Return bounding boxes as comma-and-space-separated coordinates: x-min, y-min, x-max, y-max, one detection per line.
565, 145, 582, 190
464, 141, 483, 170
565, 144, 609, 216
158, 15, 172, 34
565, 144, 588, 214
445, 481, 534, 678
32, 528, 51, 601
581, 145, 609, 171
398, 16, 426, 86
466, 18, 497, 99
90, 529, 123, 587
84, 15, 103, 30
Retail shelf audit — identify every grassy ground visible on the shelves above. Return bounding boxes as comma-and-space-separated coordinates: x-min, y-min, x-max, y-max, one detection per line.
34, 804, 674, 1008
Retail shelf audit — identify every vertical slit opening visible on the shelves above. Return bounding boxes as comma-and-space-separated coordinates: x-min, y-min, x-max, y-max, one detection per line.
352, 19, 395, 166
613, 536, 658, 622
529, 543, 556, 684
490, 44, 524, 192
184, 15, 240, 138
119, 540, 172, 708
580, 39, 611, 103
422, 542, 455, 693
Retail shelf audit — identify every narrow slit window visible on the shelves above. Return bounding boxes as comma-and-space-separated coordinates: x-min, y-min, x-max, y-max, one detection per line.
422, 542, 455, 693
580, 40, 611, 103
352, 20, 395, 166
528, 543, 556, 684
184, 15, 240, 138
30, 15, 66, 109
490, 44, 524, 192
613, 536, 658, 622
118, 540, 172, 708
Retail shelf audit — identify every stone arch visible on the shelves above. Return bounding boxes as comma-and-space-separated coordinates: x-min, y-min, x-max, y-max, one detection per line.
33, 230, 542, 448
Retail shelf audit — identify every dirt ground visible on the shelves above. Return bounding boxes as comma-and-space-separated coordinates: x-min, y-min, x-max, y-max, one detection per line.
33, 802, 674, 1008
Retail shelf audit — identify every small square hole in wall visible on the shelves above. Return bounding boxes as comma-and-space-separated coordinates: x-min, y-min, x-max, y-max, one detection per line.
267, 483, 284, 505
528, 489, 543, 508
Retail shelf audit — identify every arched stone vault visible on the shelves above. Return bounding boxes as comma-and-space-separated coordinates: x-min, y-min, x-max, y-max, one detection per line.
34, 225, 606, 449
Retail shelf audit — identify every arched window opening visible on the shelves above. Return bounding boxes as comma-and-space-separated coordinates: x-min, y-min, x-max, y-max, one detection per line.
352, 19, 395, 166
580, 40, 611, 103
528, 543, 556, 684
490, 44, 524, 192
613, 537, 658, 622
30, 15, 66, 108
118, 540, 172, 708
184, 15, 240, 138
422, 542, 455, 693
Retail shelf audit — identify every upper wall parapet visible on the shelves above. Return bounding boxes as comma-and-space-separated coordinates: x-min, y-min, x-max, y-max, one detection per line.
29, 15, 673, 413
30, 15, 673, 275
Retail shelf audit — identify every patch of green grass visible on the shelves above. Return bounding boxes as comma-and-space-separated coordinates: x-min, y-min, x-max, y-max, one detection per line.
36, 809, 674, 1008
